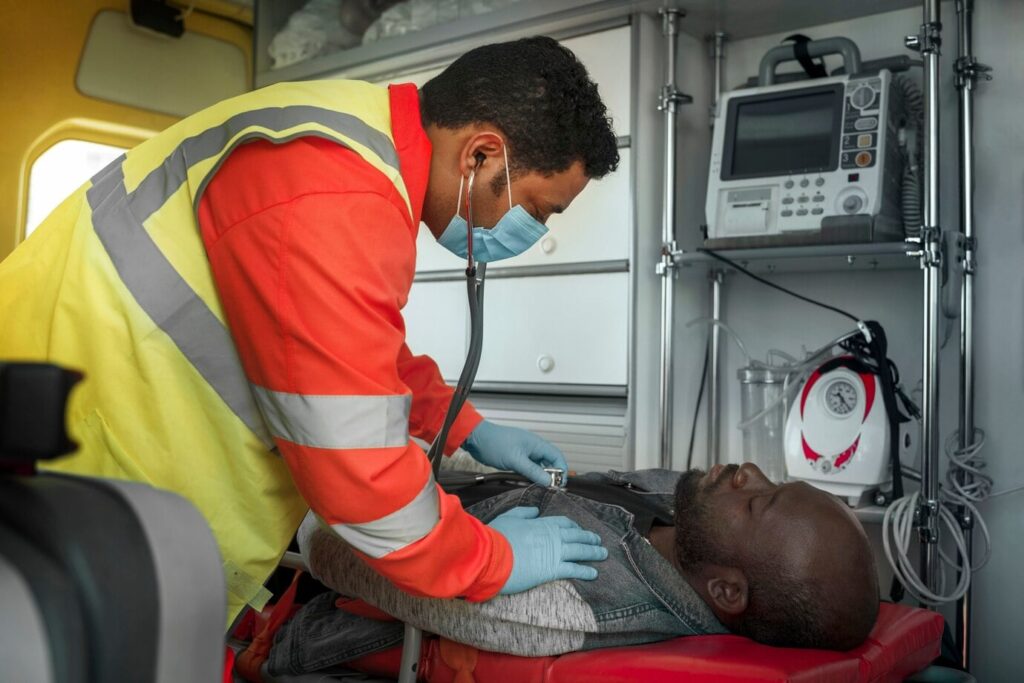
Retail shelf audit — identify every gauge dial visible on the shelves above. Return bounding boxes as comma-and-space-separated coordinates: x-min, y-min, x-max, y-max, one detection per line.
850, 85, 876, 109
824, 379, 858, 416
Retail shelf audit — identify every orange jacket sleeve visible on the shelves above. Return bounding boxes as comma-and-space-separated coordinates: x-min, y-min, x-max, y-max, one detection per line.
197, 137, 510, 601
397, 343, 483, 454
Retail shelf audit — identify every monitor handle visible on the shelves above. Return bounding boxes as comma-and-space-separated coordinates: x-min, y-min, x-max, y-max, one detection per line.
759, 37, 863, 86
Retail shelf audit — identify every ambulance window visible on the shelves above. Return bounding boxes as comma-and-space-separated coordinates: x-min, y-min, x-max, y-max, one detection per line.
25, 139, 125, 238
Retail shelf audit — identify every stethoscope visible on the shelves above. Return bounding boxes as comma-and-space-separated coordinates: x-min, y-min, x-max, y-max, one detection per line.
427, 159, 487, 477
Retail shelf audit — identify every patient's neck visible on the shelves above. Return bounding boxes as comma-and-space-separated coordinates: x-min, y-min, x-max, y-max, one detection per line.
647, 525, 713, 610
647, 525, 682, 572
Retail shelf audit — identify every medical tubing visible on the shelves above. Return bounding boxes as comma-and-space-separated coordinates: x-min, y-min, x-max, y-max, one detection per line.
882, 427, 993, 605
685, 317, 753, 365
686, 323, 862, 430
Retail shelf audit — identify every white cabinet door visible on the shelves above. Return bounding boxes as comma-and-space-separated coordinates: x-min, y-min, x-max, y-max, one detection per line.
403, 281, 468, 381
475, 272, 629, 386
561, 25, 632, 137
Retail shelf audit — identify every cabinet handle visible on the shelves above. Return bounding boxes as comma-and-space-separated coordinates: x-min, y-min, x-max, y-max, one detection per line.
537, 354, 555, 373
540, 237, 556, 254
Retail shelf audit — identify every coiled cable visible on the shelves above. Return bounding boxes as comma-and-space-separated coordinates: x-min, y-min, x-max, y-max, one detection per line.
882, 428, 991, 605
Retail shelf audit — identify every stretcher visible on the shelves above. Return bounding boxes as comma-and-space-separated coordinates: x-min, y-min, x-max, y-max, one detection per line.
345, 601, 943, 683
242, 570, 945, 683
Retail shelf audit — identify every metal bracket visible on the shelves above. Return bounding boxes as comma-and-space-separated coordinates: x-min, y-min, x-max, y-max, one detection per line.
658, 85, 693, 112
906, 230, 943, 268
905, 21, 943, 55
955, 56, 992, 89
962, 235, 977, 274
655, 242, 680, 276
915, 498, 941, 543
946, 232, 969, 277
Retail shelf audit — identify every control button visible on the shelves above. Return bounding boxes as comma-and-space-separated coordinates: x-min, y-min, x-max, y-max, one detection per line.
784, 180, 794, 189
797, 195, 809, 203
799, 179, 810, 188
850, 84, 877, 109
815, 178, 825, 187
537, 354, 555, 373
781, 210, 794, 217
857, 134, 873, 148
813, 195, 825, 202
782, 197, 794, 205
796, 209, 809, 216
811, 208, 825, 215
855, 151, 873, 167
843, 195, 864, 213
541, 237, 556, 254
855, 117, 878, 131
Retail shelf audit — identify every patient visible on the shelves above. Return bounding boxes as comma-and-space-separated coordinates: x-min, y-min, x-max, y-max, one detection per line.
267, 463, 879, 676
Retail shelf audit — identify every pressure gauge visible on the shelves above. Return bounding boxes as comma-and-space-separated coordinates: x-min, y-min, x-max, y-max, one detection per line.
824, 378, 858, 417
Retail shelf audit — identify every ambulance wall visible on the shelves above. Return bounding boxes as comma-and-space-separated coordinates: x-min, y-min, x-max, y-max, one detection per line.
658, 2, 1022, 679
0, 1, 251, 257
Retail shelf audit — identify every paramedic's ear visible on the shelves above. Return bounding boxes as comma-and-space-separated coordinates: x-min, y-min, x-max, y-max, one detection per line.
705, 567, 749, 617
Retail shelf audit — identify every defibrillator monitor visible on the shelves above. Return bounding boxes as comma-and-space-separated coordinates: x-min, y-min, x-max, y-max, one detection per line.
705, 70, 908, 248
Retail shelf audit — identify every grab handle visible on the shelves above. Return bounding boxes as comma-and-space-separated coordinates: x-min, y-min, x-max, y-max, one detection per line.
758, 37, 862, 86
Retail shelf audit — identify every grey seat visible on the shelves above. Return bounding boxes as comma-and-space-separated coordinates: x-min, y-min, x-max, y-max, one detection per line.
0, 473, 227, 683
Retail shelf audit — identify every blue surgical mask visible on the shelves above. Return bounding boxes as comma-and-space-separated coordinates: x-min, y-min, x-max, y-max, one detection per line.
437, 146, 548, 263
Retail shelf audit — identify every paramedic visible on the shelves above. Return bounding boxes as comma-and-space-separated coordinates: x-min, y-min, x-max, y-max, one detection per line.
0, 36, 619, 623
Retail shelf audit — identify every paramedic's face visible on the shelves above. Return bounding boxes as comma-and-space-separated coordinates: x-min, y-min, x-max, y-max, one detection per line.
421, 127, 590, 236
469, 157, 590, 230
673, 463, 864, 574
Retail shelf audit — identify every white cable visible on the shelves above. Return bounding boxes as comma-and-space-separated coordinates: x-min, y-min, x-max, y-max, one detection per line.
684, 317, 753, 365
991, 483, 1024, 498
882, 428, 992, 604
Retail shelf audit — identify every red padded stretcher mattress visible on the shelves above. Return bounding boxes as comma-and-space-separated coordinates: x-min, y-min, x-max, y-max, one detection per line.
346, 601, 943, 682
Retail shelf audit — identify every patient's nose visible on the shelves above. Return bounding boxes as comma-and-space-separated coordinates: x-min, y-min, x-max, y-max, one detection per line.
733, 462, 775, 490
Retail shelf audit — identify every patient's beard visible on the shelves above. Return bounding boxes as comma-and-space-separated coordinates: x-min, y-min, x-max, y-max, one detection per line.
672, 469, 730, 572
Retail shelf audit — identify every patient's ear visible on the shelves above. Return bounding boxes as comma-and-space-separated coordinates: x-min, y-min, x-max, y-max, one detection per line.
704, 566, 749, 617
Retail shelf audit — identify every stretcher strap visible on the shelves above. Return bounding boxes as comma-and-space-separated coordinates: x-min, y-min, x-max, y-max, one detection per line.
439, 638, 479, 683
235, 569, 303, 682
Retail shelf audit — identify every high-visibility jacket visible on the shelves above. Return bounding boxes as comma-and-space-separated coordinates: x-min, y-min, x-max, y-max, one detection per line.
0, 81, 512, 625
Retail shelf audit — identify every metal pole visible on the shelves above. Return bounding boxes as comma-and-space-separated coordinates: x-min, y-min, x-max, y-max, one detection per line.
710, 32, 727, 125
905, 0, 943, 597
708, 270, 723, 464
656, 8, 691, 469
397, 624, 423, 683
954, 0, 989, 668
705, 33, 727, 467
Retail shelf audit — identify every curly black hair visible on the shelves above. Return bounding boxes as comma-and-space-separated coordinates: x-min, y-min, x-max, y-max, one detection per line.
421, 36, 620, 183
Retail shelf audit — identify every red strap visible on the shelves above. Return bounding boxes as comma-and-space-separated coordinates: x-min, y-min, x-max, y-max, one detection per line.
222, 646, 236, 683
235, 569, 303, 682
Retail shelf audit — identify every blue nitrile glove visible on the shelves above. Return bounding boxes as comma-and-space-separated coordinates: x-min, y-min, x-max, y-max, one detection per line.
488, 506, 608, 594
463, 420, 569, 487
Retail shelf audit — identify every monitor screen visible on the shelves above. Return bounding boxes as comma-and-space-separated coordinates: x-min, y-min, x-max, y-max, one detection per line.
725, 86, 842, 179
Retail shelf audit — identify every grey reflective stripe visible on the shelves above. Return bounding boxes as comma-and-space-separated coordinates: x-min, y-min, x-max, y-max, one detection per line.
331, 476, 440, 559
86, 156, 274, 449
251, 386, 411, 449
127, 105, 401, 221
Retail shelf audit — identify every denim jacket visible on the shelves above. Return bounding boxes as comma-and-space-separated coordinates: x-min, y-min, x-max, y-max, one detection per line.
268, 469, 726, 676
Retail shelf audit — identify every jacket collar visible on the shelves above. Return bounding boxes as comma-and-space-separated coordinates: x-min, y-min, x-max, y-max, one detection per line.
388, 83, 431, 228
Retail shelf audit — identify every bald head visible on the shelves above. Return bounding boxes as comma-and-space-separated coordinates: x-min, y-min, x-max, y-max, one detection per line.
672, 463, 879, 650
